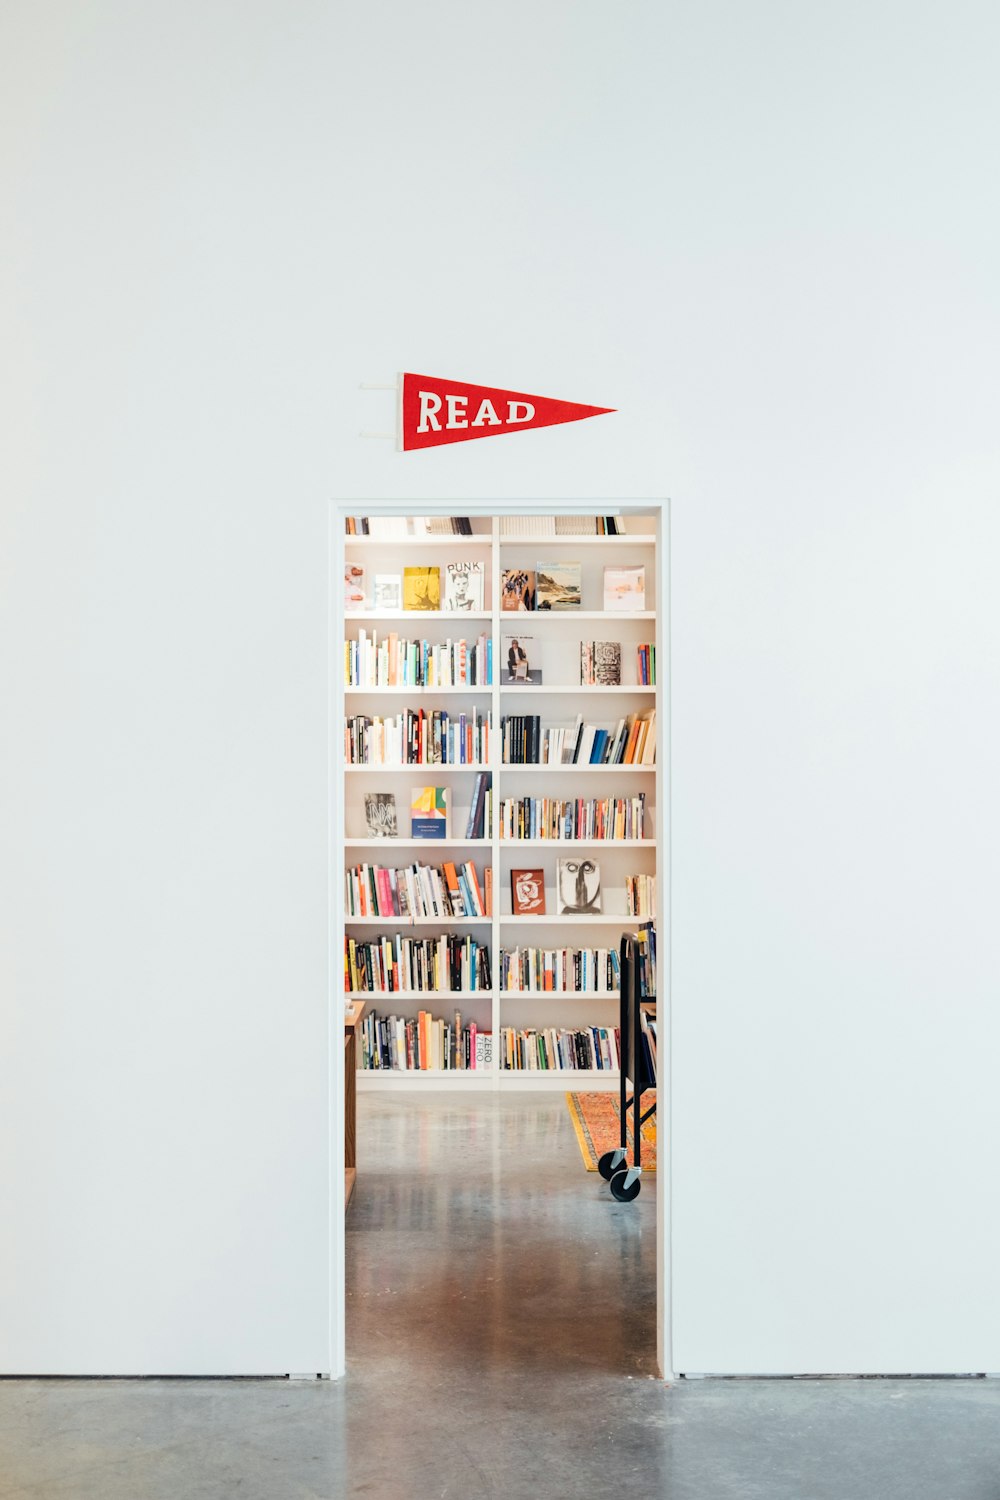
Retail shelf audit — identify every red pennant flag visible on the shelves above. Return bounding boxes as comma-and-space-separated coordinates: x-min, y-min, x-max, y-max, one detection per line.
400, 373, 614, 451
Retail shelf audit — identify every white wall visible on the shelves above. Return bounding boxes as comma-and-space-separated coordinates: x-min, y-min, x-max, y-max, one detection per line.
4, 0, 997, 1377
0, 3, 339, 1373
665, 1, 1000, 1371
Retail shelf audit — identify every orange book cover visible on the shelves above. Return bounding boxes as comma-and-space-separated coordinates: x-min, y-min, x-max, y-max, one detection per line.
442, 861, 462, 911
387, 632, 398, 686
484, 865, 493, 917
623, 719, 641, 764
466, 862, 485, 916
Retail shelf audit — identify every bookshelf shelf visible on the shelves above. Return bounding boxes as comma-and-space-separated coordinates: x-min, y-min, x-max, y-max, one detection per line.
337, 504, 664, 1091
344, 763, 493, 774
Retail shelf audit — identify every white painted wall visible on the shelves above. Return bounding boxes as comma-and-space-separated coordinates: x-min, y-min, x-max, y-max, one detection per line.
665, 2, 1000, 1371
0, 3, 339, 1373
4, 0, 997, 1377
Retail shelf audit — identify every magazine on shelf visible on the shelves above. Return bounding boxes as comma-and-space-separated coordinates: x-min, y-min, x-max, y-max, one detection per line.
411, 786, 449, 837
403, 567, 441, 611
535, 561, 581, 610
373, 573, 402, 610
581, 641, 622, 686
502, 635, 542, 685
500, 568, 536, 612
510, 869, 546, 916
443, 561, 484, 611
603, 565, 645, 611
556, 857, 602, 914
364, 792, 398, 838
344, 563, 366, 610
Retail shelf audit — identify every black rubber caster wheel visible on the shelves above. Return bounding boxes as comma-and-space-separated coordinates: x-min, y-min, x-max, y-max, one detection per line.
610, 1169, 641, 1202
598, 1150, 623, 1181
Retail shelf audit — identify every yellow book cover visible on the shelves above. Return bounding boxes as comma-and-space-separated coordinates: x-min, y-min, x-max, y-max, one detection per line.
403, 567, 441, 611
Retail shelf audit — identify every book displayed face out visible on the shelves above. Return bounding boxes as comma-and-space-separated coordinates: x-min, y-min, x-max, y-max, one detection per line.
535, 561, 581, 610
556, 857, 602, 914
510, 868, 546, 916
345, 563, 366, 609
443, 561, 484, 611
374, 573, 402, 610
502, 635, 542, 684
603, 565, 645, 611
410, 785, 449, 837
364, 791, 398, 837
500, 568, 535, 611
403, 567, 441, 611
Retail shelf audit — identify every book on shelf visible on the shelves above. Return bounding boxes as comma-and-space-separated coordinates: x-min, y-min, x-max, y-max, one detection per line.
373, 573, 402, 610
359, 1007, 492, 1071
345, 859, 488, 919
535, 561, 581, 610
346, 630, 491, 687
556, 857, 602, 914
346, 931, 491, 994
346, 707, 491, 766
636, 922, 656, 998
464, 771, 493, 839
403, 567, 441, 611
498, 792, 646, 841
510, 868, 546, 916
498, 711, 654, 767
625, 873, 656, 917
345, 517, 370, 535
500, 568, 536, 612
363, 792, 398, 838
603, 565, 645, 610
411, 786, 449, 838
636, 643, 655, 685
580, 641, 622, 687
367, 516, 411, 539
499, 515, 556, 536
443, 560, 485, 611
500, 944, 620, 993
345, 563, 366, 609
502, 635, 541, 684
423, 517, 474, 535
498, 1025, 620, 1072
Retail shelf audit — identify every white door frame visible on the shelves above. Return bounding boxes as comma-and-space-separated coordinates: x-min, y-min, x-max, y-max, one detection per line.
329, 498, 672, 1380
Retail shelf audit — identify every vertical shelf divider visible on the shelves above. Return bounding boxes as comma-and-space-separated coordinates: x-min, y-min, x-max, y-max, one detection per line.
490, 514, 502, 1089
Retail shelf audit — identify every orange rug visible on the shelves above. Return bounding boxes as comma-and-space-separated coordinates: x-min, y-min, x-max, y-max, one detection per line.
566, 1091, 657, 1173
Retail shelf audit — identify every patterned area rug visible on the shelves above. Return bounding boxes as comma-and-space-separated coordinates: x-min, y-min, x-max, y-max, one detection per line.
566, 1091, 657, 1173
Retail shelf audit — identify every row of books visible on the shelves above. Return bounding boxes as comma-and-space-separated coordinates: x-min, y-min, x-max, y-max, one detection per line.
497, 794, 646, 842
345, 516, 474, 537
637, 921, 657, 999
346, 631, 492, 688
578, 642, 655, 689
499, 945, 621, 993
359, 1009, 492, 1071
625, 874, 656, 917
464, 771, 493, 838
346, 709, 491, 766
499, 712, 655, 767
345, 861, 492, 920
345, 933, 492, 995
498, 1026, 622, 1072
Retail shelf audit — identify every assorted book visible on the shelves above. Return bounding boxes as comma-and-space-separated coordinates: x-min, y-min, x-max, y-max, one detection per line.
346, 630, 492, 687
499, 945, 621, 993
510, 868, 545, 916
603, 565, 645, 610
464, 771, 493, 839
501, 634, 541, 684
625, 873, 656, 917
411, 786, 449, 837
442, 561, 485, 611
345, 932, 492, 994
344, 523, 657, 1084
359, 1009, 492, 1071
345, 860, 491, 920
499, 712, 655, 766
580, 641, 622, 686
497, 793, 646, 841
555, 856, 602, 914
498, 1026, 621, 1073
347, 707, 491, 766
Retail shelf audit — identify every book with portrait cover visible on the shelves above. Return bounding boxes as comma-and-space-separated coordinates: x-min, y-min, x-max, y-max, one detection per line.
443, 561, 484, 612
502, 635, 542, 685
556, 857, 602, 914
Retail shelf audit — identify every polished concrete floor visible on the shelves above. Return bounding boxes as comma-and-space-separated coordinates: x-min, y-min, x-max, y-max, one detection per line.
3, 1093, 1000, 1498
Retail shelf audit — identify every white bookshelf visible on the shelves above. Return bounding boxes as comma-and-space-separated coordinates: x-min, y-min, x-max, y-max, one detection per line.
337, 507, 664, 1092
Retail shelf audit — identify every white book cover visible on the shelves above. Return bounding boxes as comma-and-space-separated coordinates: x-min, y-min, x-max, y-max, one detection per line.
443, 560, 484, 611
603, 564, 645, 611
